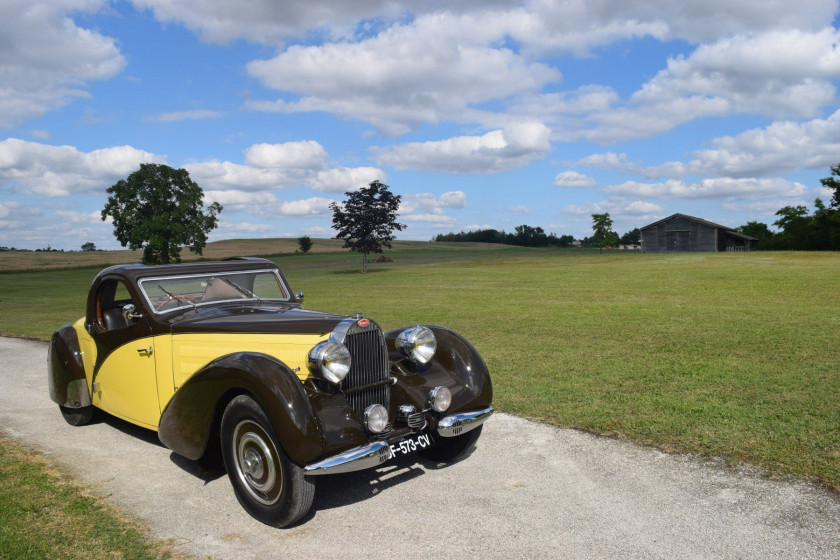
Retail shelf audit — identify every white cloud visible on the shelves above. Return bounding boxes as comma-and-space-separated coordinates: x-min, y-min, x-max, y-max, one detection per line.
144, 109, 223, 122
55, 210, 104, 224
400, 191, 467, 226
603, 178, 807, 201
576, 29, 840, 143
374, 123, 551, 174
129, 0, 837, 50
246, 13, 560, 135
245, 141, 327, 170
128, 0, 509, 44
186, 160, 294, 191
0, 138, 163, 196
219, 221, 274, 233
438, 191, 467, 208
306, 166, 384, 193
0, 0, 125, 128
205, 189, 336, 217
579, 109, 840, 180
554, 170, 596, 188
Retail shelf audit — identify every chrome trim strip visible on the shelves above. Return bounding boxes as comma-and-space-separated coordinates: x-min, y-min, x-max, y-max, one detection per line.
436, 407, 494, 437
303, 441, 393, 476
328, 317, 359, 343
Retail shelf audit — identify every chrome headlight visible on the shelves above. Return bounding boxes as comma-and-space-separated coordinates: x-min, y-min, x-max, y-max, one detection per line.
308, 341, 351, 384
428, 386, 452, 413
395, 326, 437, 365
364, 404, 389, 433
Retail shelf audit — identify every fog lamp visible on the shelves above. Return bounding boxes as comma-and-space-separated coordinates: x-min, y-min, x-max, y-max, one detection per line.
365, 404, 389, 433
428, 386, 452, 413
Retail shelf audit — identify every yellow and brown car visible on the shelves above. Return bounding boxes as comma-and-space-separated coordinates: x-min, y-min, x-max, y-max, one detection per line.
48, 258, 493, 526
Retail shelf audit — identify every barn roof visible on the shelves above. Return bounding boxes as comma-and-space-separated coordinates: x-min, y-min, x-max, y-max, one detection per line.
640, 213, 757, 240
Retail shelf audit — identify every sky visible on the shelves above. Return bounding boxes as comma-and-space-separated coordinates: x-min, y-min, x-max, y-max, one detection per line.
2, 0, 840, 250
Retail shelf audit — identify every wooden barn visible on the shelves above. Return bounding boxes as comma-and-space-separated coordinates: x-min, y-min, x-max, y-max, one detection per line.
640, 213, 757, 253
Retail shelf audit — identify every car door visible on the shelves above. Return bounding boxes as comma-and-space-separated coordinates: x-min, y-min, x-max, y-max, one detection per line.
90, 278, 161, 430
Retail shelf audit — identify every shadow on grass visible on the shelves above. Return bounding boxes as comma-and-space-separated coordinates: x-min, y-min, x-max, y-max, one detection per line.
331, 267, 392, 275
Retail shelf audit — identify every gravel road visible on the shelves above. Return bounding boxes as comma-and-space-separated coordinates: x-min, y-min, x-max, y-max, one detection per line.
1, 336, 838, 559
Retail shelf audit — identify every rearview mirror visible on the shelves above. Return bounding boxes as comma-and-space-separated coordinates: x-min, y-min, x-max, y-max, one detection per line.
122, 303, 143, 321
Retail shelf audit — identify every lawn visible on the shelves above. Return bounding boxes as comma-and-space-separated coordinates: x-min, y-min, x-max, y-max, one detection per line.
0, 245, 837, 491
0, 436, 189, 560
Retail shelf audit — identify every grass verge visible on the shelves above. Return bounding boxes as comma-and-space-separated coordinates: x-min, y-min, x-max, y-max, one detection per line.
0, 435, 191, 560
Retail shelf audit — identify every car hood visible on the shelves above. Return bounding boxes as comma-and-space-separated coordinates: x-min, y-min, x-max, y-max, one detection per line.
166, 304, 348, 336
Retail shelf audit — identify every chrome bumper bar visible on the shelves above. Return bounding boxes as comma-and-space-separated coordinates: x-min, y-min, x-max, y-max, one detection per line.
303, 406, 495, 476
303, 441, 392, 476
437, 406, 494, 437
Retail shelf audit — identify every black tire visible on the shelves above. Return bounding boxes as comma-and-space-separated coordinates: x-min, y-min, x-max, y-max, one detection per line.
419, 425, 483, 463
59, 405, 94, 426
220, 395, 315, 527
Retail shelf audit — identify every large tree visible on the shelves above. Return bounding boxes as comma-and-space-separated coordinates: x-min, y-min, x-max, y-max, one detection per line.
329, 180, 405, 273
101, 163, 222, 264
591, 212, 618, 251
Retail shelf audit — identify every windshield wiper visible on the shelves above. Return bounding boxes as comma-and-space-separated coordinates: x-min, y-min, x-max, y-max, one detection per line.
222, 278, 262, 304
158, 285, 196, 310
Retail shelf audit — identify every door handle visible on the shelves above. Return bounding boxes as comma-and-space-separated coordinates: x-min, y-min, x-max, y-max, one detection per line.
137, 347, 153, 356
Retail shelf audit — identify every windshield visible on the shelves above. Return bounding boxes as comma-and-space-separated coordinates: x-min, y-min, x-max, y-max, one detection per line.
138, 269, 290, 314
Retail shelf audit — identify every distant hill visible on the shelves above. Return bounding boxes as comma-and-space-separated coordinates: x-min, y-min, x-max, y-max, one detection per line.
0, 238, 520, 272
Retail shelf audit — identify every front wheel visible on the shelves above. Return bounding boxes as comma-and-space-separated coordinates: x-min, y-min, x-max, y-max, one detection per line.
419, 425, 483, 463
220, 395, 315, 527
59, 405, 94, 426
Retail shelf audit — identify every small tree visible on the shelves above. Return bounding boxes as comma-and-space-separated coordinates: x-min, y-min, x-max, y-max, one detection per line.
591, 212, 618, 252
101, 163, 222, 264
297, 235, 313, 254
81, 242, 96, 252
329, 180, 405, 273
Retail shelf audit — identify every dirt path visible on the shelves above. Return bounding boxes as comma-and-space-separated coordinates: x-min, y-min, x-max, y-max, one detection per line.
2, 337, 838, 559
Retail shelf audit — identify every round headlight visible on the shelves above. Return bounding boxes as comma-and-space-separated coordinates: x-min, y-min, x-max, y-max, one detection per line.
395, 326, 437, 365
428, 386, 452, 413
364, 404, 389, 433
308, 341, 351, 384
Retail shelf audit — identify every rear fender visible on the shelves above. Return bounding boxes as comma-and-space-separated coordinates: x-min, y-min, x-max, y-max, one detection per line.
158, 352, 322, 465
48, 325, 91, 409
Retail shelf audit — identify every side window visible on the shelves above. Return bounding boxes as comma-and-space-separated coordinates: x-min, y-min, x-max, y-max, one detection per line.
96, 280, 136, 332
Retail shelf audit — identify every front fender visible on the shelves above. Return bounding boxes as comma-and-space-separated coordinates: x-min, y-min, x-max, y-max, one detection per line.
386, 326, 493, 413
157, 352, 322, 464
48, 325, 91, 408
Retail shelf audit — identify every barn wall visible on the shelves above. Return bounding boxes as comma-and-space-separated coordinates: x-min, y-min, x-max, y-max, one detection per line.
641, 216, 718, 253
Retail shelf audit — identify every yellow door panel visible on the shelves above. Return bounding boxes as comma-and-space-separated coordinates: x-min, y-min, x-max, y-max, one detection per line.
170, 333, 327, 391
93, 335, 160, 430
152, 334, 175, 412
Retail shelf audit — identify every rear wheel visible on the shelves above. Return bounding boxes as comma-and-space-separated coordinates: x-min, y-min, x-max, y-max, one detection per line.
419, 425, 483, 462
220, 395, 315, 527
59, 405, 94, 426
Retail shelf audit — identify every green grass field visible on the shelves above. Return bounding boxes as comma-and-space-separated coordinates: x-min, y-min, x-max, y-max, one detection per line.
0, 437, 188, 560
0, 244, 837, 492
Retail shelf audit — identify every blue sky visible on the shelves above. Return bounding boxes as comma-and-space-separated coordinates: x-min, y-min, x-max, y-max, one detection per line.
2, 0, 840, 250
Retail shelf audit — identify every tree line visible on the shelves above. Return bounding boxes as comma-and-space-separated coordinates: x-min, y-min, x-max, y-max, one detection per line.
433, 224, 641, 248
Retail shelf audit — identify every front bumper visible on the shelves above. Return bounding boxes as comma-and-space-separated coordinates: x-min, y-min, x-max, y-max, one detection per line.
302, 406, 494, 476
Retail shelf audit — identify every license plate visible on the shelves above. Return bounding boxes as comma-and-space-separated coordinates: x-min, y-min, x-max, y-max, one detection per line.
388, 433, 432, 459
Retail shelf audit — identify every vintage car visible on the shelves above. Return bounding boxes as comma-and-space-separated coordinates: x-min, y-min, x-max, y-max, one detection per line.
48, 258, 493, 526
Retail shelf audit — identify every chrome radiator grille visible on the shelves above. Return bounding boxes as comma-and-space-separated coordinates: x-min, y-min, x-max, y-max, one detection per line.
339, 321, 390, 424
